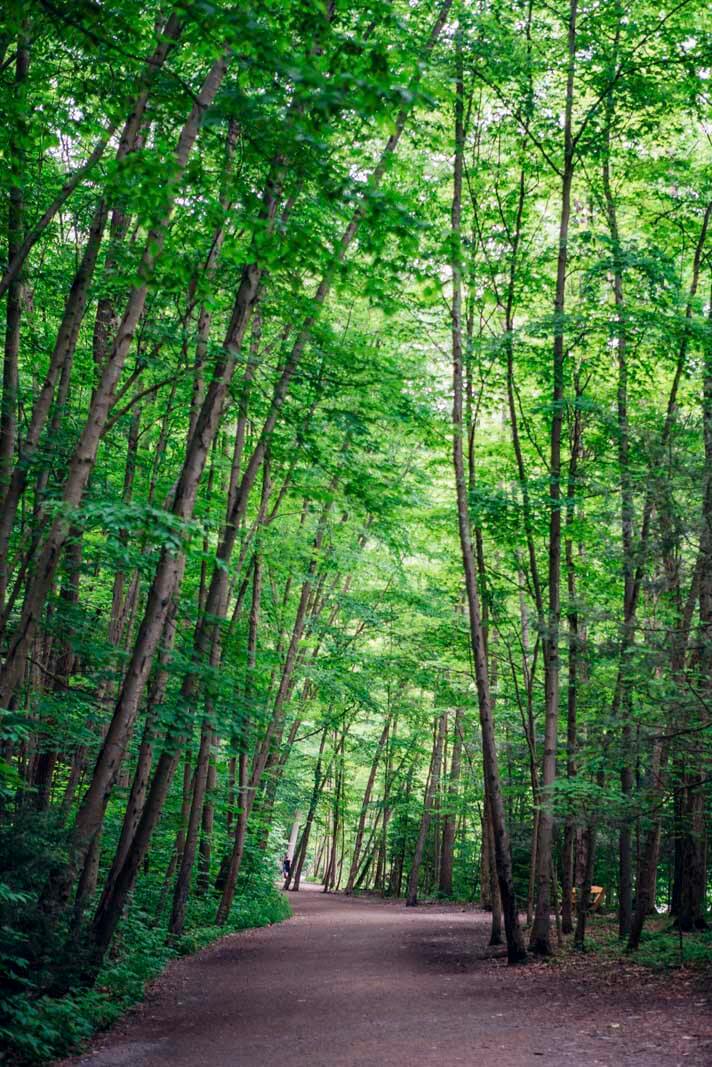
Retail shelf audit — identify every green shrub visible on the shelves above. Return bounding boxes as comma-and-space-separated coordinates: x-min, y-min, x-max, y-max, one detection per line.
0, 886, 291, 1064
634, 925, 712, 972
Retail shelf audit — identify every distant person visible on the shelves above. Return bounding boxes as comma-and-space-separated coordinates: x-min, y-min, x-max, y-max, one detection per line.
282, 854, 291, 879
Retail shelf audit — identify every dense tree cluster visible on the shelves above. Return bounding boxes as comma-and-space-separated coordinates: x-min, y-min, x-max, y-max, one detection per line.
0, 0, 710, 1059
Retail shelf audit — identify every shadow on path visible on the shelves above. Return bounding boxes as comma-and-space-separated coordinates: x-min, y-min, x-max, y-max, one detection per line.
59, 885, 711, 1067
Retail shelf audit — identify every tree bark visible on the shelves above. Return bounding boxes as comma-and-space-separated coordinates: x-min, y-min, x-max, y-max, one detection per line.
0, 32, 29, 611
561, 389, 583, 935
677, 283, 712, 932
530, 0, 577, 957
450, 36, 526, 964
87, 6, 453, 953
0, 50, 230, 722
485, 793, 503, 946
287, 726, 331, 891
406, 711, 446, 907
345, 716, 390, 894
439, 708, 463, 897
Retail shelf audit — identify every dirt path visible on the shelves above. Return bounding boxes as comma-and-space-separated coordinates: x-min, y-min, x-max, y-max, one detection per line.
62, 887, 711, 1066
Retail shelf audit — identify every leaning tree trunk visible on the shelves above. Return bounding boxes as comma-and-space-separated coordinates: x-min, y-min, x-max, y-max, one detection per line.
88, 1, 454, 958
0, 50, 230, 725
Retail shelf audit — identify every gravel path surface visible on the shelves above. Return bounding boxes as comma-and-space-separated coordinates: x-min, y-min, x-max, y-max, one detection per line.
61, 886, 712, 1066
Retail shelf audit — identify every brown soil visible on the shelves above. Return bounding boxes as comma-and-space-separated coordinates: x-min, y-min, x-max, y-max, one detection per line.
60, 886, 712, 1066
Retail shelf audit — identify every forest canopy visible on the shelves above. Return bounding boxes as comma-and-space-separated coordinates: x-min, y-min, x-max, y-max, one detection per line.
0, 0, 711, 1060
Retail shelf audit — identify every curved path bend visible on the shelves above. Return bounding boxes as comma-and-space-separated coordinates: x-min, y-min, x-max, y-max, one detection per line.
63, 886, 711, 1066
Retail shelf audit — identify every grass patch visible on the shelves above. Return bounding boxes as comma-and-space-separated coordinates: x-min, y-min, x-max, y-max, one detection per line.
557, 913, 712, 973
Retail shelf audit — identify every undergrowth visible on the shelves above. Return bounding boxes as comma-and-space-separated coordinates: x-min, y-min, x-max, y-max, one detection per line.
559, 913, 712, 973
0, 885, 290, 1065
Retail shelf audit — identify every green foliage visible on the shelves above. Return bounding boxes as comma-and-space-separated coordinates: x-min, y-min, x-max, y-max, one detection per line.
562, 915, 712, 973
0, 832, 290, 1065
634, 926, 712, 973
0, 0, 710, 1050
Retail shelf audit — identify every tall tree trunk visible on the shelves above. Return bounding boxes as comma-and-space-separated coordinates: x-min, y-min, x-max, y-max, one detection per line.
155, 758, 193, 925
561, 391, 583, 934
601, 87, 637, 939
406, 711, 446, 907
87, 5, 453, 954
574, 819, 597, 951
287, 726, 331, 891
485, 793, 503, 946
439, 708, 463, 897
530, 0, 577, 957
677, 283, 712, 932
450, 36, 527, 963
345, 717, 390, 894
0, 32, 29, 612
0, 50, 230, 722
213, 553, 262, 924
109, 646, 171, 879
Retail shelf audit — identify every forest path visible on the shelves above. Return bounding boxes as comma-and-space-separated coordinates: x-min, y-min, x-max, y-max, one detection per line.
62, 886, 710, 1067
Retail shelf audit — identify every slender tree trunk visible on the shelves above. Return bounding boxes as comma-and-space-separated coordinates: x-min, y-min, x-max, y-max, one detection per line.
561, 394, 583, 934
0, 50, 230, 722
87, 7, 453, 954
345, 717, 390, 894
677, 283, 712, 932
602, 93, 637, 939
574, 820, 597, 951
169, 716, 213, 937
288, 729, 333, 892
530, 0, 577, 957
155, 758, 193, 925
406, 711, 446, 906
214, 553, 262, 924
439, 708, 463, 897
480, 807, 492, 910
450, 37, 526, 964
0, 33, 29, 612
108, 580, 177, 875
486, 793, 503, 946
628, 740, 668, 950
197, 747, 217, 895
